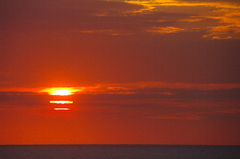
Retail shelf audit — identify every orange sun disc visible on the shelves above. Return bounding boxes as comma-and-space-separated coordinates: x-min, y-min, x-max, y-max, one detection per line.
51, 90, 72, 96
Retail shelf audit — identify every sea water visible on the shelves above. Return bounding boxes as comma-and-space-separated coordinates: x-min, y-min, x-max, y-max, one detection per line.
0, 145, 239, 159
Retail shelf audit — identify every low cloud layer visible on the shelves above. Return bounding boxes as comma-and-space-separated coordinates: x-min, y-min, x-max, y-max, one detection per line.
1, 82, 239, 121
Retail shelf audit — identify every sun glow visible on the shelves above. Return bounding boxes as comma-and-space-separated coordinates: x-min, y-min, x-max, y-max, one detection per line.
50, 100, 73, 104
40, 87, 83, 96
51, 90, 72, 96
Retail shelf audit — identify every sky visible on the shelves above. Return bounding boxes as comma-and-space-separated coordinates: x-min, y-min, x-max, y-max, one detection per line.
0, 0, 240, 145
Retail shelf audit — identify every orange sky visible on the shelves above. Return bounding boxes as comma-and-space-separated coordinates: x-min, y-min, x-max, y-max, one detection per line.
0, 0, 240, 145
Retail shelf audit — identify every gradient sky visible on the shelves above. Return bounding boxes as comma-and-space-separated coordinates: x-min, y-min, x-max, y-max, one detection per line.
0, 0, 240, 145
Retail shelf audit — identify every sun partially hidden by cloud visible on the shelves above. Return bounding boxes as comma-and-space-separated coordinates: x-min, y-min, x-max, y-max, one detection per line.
40, 87, 84, 96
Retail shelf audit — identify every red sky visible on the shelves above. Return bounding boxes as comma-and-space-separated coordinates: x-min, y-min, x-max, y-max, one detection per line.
0, 0, 240, 145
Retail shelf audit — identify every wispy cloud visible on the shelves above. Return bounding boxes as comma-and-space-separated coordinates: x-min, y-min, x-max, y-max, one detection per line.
146, 107, 240, 120
148, 114, 204, 120
147, 26, 185, 34
2, 0, 239, 38
214, 108, 240, 114
125, 0, 240, 39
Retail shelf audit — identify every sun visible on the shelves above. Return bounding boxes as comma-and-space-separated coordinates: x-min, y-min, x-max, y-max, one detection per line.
40, 87, 84, 107
40, 87, 82, 96
51, 90, 72, 96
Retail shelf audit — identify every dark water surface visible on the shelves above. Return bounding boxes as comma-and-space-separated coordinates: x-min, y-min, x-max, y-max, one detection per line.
0, 145, 239, 159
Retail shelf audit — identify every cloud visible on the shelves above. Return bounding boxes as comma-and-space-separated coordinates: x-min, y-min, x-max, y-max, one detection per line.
0, 0, 143, 32
2, 0, 239, 38
125, 0, 240, 11
146, 107, 240, 121
1, 82, 240, 109
147, 26, 185, 34
146, 108, 240, 120
0, 72, 14, 87
93, 82, 240, 91
214, 109, 240, 114
125, 0, 240, 39
180, 0, 240, 5
1, 82, 239, 120
1, 82, 240, 95
0, 92, 50, 106
148, 114, 204, 120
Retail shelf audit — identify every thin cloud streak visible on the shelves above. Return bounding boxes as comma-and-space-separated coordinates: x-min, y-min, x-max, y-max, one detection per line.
147, 114, 205, 120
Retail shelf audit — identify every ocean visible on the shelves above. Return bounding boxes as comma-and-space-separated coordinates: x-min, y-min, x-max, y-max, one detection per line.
0, 145, 239, 159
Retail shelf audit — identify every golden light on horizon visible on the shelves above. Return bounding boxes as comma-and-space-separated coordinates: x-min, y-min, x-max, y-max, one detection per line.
50, 100, 73, 104
40, 87, 83, 95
